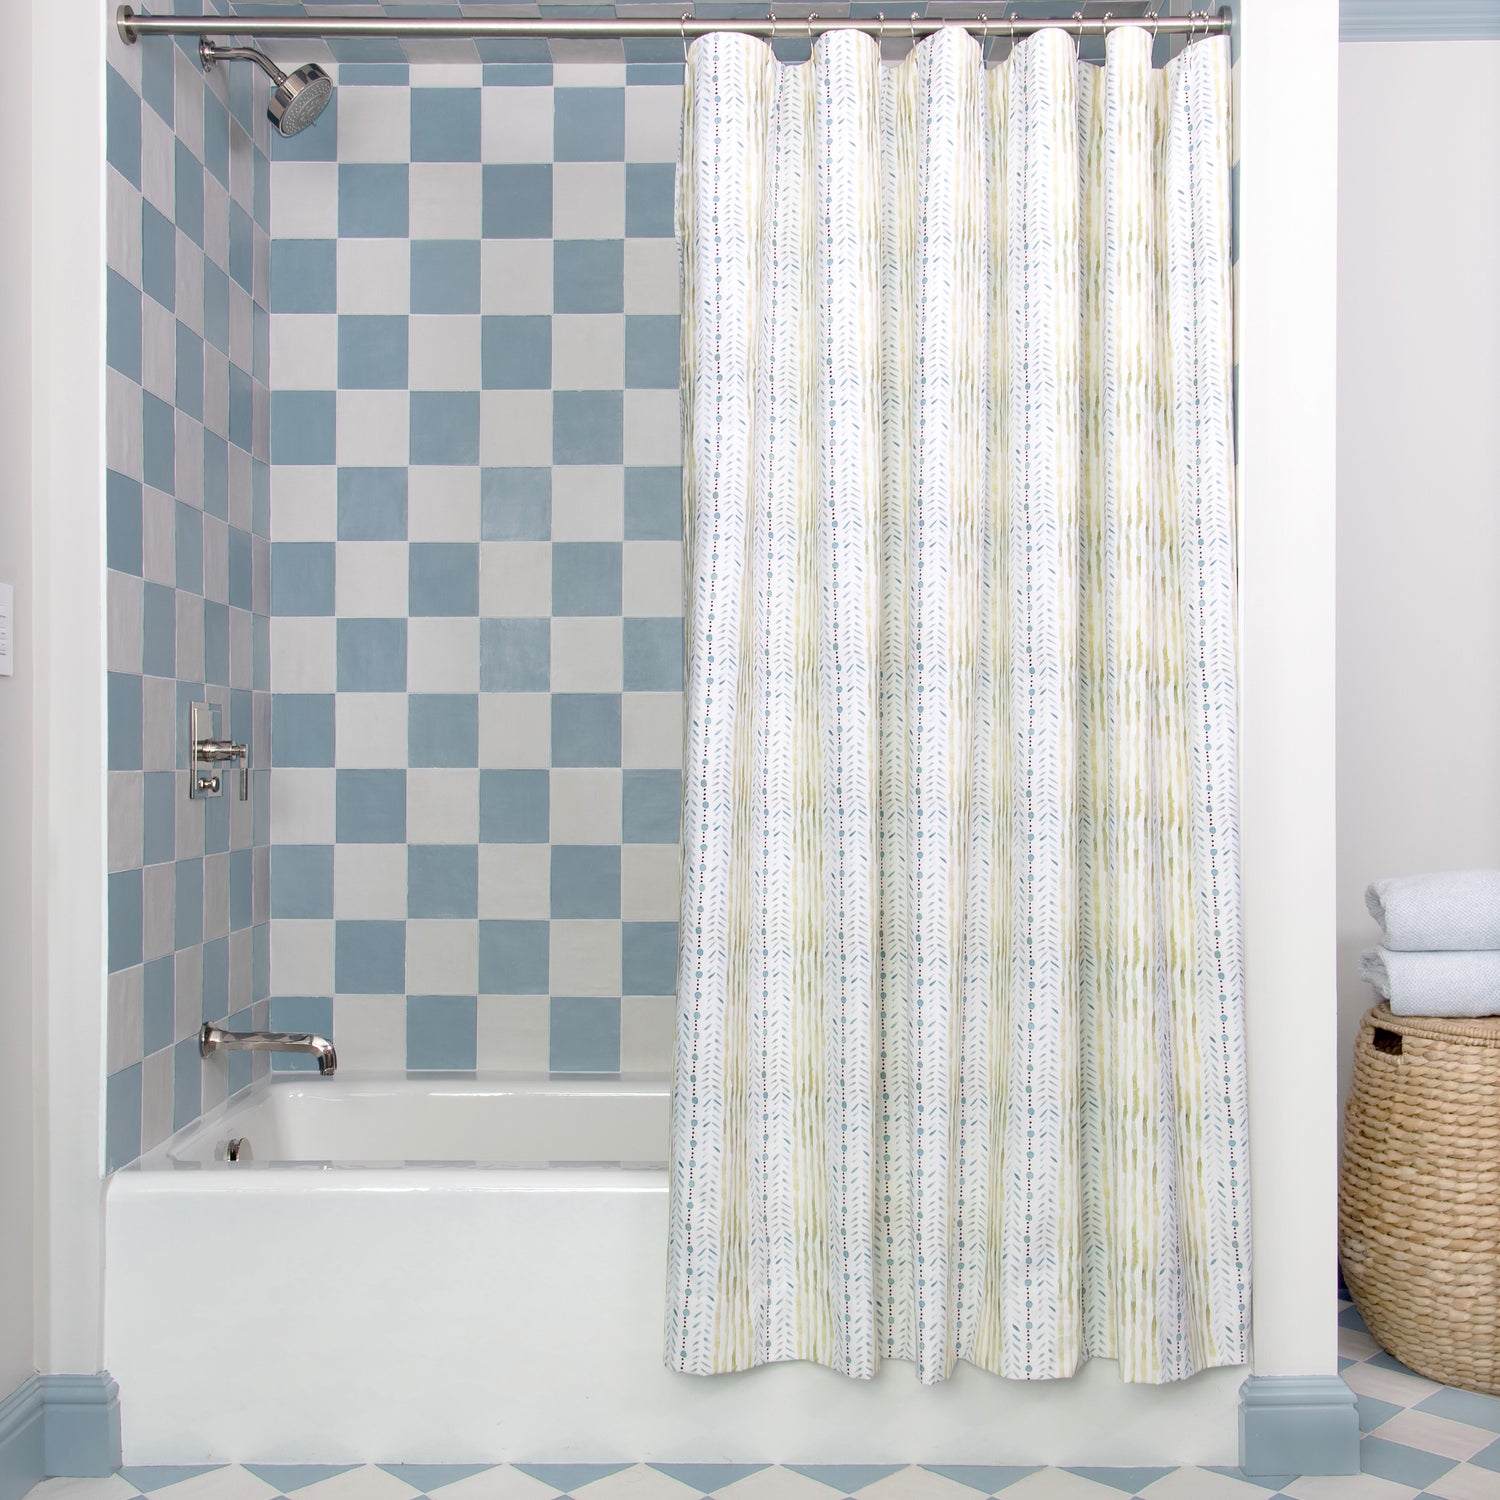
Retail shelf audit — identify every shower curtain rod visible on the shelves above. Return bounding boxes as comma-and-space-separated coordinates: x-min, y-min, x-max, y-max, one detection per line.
116, 6, 1229, 45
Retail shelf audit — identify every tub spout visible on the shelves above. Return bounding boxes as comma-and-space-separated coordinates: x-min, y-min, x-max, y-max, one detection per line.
200, 1023, 338, 1076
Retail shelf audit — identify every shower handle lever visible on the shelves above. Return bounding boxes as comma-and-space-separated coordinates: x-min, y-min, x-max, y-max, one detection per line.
194, 737, 250, 800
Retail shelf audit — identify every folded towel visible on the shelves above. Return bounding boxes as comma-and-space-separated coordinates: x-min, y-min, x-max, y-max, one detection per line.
1365, 869, 1500, 952
1360, 946, 1500, 1017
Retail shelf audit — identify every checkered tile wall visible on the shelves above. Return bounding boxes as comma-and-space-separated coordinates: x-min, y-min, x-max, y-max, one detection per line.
104, 11, 276, 1172
265, 57, 686, 1078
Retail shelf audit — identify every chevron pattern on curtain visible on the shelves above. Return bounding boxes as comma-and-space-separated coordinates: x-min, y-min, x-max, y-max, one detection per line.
667, 23, 1246, 1388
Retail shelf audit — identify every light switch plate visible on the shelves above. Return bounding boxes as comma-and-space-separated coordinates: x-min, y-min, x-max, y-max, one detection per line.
0, 583, 12, 677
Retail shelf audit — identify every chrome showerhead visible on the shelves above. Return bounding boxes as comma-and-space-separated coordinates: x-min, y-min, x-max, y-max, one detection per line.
199, 38, 333, 138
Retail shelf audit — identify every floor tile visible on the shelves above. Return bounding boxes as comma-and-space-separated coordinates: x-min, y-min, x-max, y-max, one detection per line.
118, 1471, 224, 1494
568, 1465, 702, 1498
290, 1468, 422, 1500
847, 1469, 996, 1500
1424, 1461, 1500, 1500
1279, 1474, 1423, 1500
27, 1480, 144, 1500
994, 1472, 1125, 1500
242, 1470, 360, 1496
1417, 1389, 1500, 1437
513, 1466, 633, 1496
1063, 1469, 1171, 1494
422, 1469, 563, 1500
1361, 1396, 1409, 1433
1372, 1411, 1497, 1464
1135, 1469, 1277, 1498
649, 1466, 769, 1495
1358, 1437, 1458, 1490
711, 1471, 837, 1500
920, 1468, 1041, 1494
784, 1469, 904, 1496
1344, 1360, 1447, 1410
376, 1467, 496, 1493
126, 1469, 281, 1500
1342, 1329, 1385, 1362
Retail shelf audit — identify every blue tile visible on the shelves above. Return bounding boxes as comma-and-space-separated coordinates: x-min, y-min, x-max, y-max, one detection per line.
176, 319, 204, 421
410, 391, 480, 466
1418, 1387, 1500, 1434
339, 163, 409, 238
623, 770, 681, 844
549, 996, 620, 1073
243, 1470, 357, 1496
142, 772, 176, 867
107, 470, 143, 576
268, 997, 335, 1073
106, 66, 141, 189
174, 857, 202, 951
555, 88, 625, 161
1338, 1302, 1368, 1332
204, 259, 230, 353
272, 391, 337, 466
229, 849, 252, 932
411, 240, 481, 314
411, 88, 481, 161
271, 240, 338, 314
142, 392, 175, 492
480, 315, 551, 390
478, 920, 549, 995
409, 845, 479, 920
479, 769, 549, 843
339, 314, 409, 390
108, 868, 143, 973
406, 995, 478, 1070
106, 269, 142, 380
1356, 1394, 1404, 1434
482, 164, 552, 239
376, 1468, 493, 1493
553, 240, 624, 314
141, 582, 176, 678
336, 769, 407, 844
140, 35, 174, 124
203, 767, 230, 842
272, 694, 336, 767
119, 1471, 223, 1495
624, 617, 684, 690
270, 86, 338, 161
551, 694, 621, 768
514, 1469, 630, 1496
1473, 1438, 1500, 1472
337, 618, 407, 693
228, 526, 253, 610
619, 463, 681, 542
105, 1063, 143, 1172
409, 694, 479, 768
142, 202, 176, 310
551, 845, 621, 919
554, 391, 624, 465
335, 920, 407, 994
338, 467, 409, 540
202, 90, 229, 187
553, 542, 622, 617
481, 468, 550, 541
271, 845, 335, 920
229, 363, 254, 452
229, 200, 254, 292
409, 542, 479, 617
203, 432, 229, 519
786, 1468, 905, 1494
623, 921, 678, 996
1358, 1438, 1453, 1488
108, 672, 143, 771
175, 139, 204, 247
202, 936, 230, 1020
479, 618, 550, 692
271, 542, 336, 617
1063, 1469, 1172, 1494
648, 1470, 768, 1497
626, 163, 678, 238
625, 315, 679, 390
175, 502, 203, 594
142, 955, 175, 1055
173, 1035, 201, 1130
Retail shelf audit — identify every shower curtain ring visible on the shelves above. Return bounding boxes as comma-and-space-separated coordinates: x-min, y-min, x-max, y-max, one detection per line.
876, 10, 885, 47
806, 11, 817, 44
680, 11, 690, 62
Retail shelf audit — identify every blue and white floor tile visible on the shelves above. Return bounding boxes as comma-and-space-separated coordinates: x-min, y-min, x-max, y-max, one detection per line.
24, 1299, 1500, 1500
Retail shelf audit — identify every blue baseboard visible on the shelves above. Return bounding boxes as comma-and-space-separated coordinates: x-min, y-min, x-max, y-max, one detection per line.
0, 1372, 122, 1495
1239, 1374, 1360, 1478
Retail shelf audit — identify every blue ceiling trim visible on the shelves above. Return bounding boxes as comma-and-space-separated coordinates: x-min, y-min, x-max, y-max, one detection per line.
1342, 0, 1500, 41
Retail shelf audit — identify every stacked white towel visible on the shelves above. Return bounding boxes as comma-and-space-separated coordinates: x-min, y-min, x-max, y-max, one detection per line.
1361, 869, 1500, 1017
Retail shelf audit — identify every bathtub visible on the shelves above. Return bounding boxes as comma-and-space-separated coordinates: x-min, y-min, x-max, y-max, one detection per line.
105, 1075, 1243, 1464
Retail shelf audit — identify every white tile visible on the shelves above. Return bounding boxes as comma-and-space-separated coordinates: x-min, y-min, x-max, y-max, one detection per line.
177, 230, 205, 335
552, 466, 624, 542
407, 767, 481, 844
272, 313, 340, 390
481, 87, 553, 163
29, 1478, 153, 1500
141, 108, 176, 220
479, 844, 550, 919
1280, 1474, 1422, 1500
1427, 1462, 1500, 1500
272, 617, 338, 694
433, 1466, 562, 1500
408, 465, 481, 542
108, 966, 145, 1073
108, 573, 143, 674
338, 239, 412, 315
550, 919, 622, 996
621, 995, 674, 1073
271, 918, 336, 996
106, 368, 144, 481
173, 46, 205, 157
141, 1043, 175, 1153
337, 87, 413, 163
294, 1468, 422, 1500
569, 1467, 697, 1500
625, 85, 685, 163
1342, 1359, 1443, 1409
335, 693, 409, 769
553, 314, 625, 392
410, 162, 485, 240
554, 163, 627, 239
552, 617, 623, 694
621, 845, 680, 922
331, 995, 407, 1070
481, 241, 553, 316
480, 541, 552, 617
336, 541, 410, 617
408, 314, 484, 392
407, 918, 480, 993
479, 390, 553, 466
204, 173, 231, 272
476, 996, 550, 1071
624, 389, 682, 466
409, 62, 484, 89
623, 541, 683, 617
623, 692, 684, 769
551, 768, 623, 843
858, 1471, 1005, 1500
1136, 1468, 1273, 1498
479, 692, 551, 769
1372, 1407, 1496, 1462
338, 389, 411, 467
335, 843, 408, 921
554, 62, 626, 89
107, 168, 144, 286
272, 467, 339, 542
141, 296, 175, 403
409, 618, 481, 694
624, 239, 681, 316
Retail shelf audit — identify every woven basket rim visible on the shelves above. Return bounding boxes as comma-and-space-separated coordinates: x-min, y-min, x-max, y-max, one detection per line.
1361, 1002, 1500, 1048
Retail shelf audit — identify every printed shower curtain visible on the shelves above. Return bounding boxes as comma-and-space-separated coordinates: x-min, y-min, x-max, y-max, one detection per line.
667, 23, 1246, 1387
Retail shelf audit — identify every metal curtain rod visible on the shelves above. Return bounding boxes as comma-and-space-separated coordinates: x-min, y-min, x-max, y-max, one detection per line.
116, 6, 1230, 45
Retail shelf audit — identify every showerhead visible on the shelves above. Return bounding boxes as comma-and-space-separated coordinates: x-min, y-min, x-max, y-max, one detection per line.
199, 38, 333, 138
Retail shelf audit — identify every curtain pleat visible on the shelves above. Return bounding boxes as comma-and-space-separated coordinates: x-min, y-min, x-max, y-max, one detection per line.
668, 23, 1246, 1388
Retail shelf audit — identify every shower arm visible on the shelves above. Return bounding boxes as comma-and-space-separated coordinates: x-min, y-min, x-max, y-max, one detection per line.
197, 39, 291, 88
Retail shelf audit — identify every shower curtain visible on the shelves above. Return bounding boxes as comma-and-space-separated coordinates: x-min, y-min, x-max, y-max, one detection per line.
667, 23, 1246, 1387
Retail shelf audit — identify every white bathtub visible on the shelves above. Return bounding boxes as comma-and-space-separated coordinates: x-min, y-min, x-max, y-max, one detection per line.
105, 1075, 1242, 1465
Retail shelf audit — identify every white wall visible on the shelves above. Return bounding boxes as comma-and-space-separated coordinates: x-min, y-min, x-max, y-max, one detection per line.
1337, 41, 1500, 1105
0, 0, 37, 1401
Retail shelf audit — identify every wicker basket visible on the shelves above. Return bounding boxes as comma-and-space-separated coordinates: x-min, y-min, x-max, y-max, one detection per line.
1340, 1003, 1500, 1394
